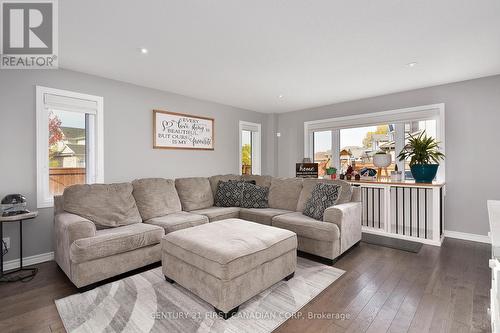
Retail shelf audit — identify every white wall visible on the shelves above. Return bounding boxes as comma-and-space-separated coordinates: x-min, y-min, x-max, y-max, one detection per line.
274, 74, 500, 237
0, 69, 269, 261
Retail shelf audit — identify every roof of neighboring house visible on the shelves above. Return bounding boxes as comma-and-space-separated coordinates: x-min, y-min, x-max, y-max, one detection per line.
341, 146, 366, 159
61, 127, 85, 141
379, 130, 424, 149
66, 144, 86, 156
314, 150, 331, 160
53, 143, 86, 157
339, 149, 351, 157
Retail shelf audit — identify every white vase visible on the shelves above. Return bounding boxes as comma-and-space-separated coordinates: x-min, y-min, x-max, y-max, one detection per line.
373, 154, 392, 168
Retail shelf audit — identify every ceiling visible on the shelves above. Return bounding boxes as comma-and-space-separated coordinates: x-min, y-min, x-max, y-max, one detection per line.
60, 0, 500, 113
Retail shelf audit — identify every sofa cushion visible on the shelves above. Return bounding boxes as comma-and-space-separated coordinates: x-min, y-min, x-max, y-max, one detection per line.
63, 183, 142, 229
214, 180, 245, 207
175, 177, 214, 211
162, 219, 297, 280
242, 175, 272, 187
70, 223, 163, 263
239, 208, 292, 225
241, 184, 270, 208
303, 183, 341, 220
272, 212, 340, 242
209, 174, 241, 197
268, 178, 303, 211
190, 206, 240, 222
132, 178, 181, 220
297, 179, 353, 211
145, 211, 208, 234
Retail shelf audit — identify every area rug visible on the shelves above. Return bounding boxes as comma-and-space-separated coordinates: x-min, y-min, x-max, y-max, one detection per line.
55, 257, 344, 333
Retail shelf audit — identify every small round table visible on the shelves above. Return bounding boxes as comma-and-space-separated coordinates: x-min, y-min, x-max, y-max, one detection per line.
0, 211, 39, 283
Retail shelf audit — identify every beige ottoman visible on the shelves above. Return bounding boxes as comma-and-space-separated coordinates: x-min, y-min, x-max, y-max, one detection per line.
162, 218, 297, 319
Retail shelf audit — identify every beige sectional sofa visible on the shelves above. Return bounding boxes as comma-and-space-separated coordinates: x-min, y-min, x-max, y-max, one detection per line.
54, 174, 361, 288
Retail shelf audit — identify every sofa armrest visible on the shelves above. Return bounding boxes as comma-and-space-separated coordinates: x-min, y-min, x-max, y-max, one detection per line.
323, 202, 362, 253
54, 213, 96, 277
56, 213, 96, 242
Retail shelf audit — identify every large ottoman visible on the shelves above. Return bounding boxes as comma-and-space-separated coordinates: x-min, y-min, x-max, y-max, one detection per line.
162, 218, 297, 319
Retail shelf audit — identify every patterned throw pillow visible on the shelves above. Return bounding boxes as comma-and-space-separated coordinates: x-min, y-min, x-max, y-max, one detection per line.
214, 180, 245, 207
303, 183, 341, 220
241, 183, 269, 208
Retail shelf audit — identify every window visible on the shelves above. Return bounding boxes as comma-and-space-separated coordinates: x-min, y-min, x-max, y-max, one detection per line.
304, 104, 445, 181
239, 121, 261, 175
313, 131, 332, 177
48, 110, 87, 195
339, 124, 396, 174
241, 130, 253, 175
37, 86, 104, 208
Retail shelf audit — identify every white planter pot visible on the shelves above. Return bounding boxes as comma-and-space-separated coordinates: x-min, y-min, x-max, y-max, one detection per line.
373, 154, 392, 168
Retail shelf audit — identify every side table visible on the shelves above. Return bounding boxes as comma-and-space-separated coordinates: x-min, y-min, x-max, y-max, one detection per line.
0, 211, 39, 282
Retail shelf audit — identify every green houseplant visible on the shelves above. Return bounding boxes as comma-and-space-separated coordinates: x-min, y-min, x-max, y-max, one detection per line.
397, 131, 445, 183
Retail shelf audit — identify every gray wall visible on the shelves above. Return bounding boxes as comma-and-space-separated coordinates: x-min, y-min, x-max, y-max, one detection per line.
1, 69, 498, 262
275, 74, 500, 236
0, 69, 269, 261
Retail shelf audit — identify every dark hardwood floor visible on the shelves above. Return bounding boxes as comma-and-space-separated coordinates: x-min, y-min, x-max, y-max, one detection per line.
0, 238, 491, 333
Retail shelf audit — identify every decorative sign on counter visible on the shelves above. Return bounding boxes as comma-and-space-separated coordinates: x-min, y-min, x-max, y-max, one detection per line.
296, 163, 319, 178
153, 110, 215, 150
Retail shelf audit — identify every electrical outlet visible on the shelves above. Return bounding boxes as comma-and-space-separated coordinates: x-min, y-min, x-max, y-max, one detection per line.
2, 237, 10, 249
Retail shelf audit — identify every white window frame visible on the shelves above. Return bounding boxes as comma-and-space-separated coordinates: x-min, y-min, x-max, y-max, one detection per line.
304, 103, 445, 182
36, 86, 104, 208
239, 121, 261, 175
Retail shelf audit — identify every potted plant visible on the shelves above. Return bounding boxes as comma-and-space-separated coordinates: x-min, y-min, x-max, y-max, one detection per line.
397, 131, 445, 183
326, 166, 337, 179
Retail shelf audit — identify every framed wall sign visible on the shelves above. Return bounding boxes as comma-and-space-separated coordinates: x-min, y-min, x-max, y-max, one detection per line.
296, 163, 319, 178
153, 110, 215, 150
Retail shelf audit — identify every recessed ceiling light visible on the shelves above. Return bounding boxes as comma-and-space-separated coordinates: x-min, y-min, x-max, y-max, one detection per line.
140, 48, 149, 54
407, 62, 418, 68
278, 94, 284, 99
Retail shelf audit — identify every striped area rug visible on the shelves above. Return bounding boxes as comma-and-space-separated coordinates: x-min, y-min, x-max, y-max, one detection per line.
55, 257, 344, 333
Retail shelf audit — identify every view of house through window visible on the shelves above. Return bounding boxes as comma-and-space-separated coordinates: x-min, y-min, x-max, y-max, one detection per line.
241, 130, 252, 175
339, 124, 396, 174
313, 131, 332, 176
48, 110, 87, 195
307, 109, 442, 182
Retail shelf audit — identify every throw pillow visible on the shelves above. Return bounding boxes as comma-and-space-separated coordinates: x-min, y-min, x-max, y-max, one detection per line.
241, 183, 269, 208
303, 183, 341, 221
214, 180, 245, 207
230, 179, 256, 185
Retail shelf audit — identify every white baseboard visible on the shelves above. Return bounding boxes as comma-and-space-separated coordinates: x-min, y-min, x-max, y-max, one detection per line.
3, 252, 54, 271
444, 230, 491, 244
362, 227, 443, 246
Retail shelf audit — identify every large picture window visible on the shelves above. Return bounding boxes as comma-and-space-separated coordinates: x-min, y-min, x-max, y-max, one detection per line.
304, 104, 445, 181
36, 86, 104, 208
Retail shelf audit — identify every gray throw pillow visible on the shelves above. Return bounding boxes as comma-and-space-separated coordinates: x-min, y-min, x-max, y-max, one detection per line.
303, 183, 341, 221
241, 183, 269, 208
214, 180, 245, 207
